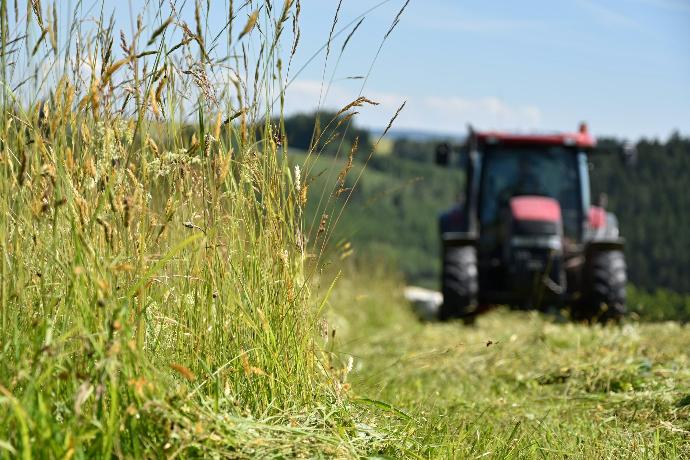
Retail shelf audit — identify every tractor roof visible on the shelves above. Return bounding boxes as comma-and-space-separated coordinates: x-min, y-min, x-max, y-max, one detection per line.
472, 123, 596, 149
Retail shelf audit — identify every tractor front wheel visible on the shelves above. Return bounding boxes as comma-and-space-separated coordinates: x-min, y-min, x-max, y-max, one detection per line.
579, 249, 627, 322
439, 246, 478, 322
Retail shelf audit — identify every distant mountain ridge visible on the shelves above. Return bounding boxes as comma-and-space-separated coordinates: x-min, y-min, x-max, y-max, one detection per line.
370, 127, 465, 142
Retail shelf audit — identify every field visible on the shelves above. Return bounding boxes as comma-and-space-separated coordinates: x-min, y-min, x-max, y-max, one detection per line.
1, 1, 689, 458
328, 275, 690, 458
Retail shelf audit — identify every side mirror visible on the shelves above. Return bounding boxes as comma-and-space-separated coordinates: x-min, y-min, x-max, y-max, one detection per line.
435, 143, 450, 166
620, 141, 637, 166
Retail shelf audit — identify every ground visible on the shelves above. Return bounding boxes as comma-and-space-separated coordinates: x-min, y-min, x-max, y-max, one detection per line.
327, 275, 690, 458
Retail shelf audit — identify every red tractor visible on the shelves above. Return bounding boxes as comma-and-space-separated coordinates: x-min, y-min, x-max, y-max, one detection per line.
435, 124, 633, 322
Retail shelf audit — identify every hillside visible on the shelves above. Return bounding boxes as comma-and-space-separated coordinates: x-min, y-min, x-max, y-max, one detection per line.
590, 135, 690, 293
288, 115, 690, 320
290, 148, 464, 285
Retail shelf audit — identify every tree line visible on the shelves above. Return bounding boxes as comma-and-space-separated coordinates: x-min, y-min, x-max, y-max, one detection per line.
284, 112, 689, 318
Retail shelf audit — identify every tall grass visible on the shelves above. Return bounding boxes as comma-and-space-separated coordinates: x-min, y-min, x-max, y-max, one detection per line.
0, 0, 379, 456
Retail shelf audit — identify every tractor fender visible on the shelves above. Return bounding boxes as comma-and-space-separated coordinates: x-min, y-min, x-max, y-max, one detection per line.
584, 209, 625, 269
439, 206, 477, 248
442, 231, 478, 248
581, 211, 625, 301
439, 205, 467, 234
587, 207, 623, 242
585, 238, 625, 255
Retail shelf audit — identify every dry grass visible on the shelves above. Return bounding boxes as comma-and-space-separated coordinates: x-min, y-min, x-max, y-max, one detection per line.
0, 0, 399, 457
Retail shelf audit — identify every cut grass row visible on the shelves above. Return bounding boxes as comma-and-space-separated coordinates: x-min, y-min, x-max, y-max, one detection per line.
327, 274, 690, 458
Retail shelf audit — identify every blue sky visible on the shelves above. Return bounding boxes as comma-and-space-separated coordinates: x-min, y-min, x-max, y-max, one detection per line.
51, 0, 690, 139
286, 0, 690, 139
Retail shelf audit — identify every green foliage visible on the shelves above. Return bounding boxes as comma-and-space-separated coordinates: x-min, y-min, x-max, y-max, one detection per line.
390, 137, 437, 163
282, 111, 370, 155
628, 285, 690, 323
291, 148, 463, 287
590, 134, 690, 294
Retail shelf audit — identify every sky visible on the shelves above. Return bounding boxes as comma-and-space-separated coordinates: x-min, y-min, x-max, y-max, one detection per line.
285, 0, 690, 140
26, 0, 690, 140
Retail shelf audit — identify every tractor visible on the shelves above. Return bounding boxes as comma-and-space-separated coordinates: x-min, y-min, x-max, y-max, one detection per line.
435, 124, 633, 322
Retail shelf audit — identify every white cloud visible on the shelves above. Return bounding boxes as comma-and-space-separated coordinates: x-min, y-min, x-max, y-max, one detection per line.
576, 0, 640, 29
283, 79, 543, 135
635, 0, 690, 13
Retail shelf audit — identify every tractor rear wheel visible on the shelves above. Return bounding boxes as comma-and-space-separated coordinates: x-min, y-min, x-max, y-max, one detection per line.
580, 250, 627, 322
439, 246, 478, 322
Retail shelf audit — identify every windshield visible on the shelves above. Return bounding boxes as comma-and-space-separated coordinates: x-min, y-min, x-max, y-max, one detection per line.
479, 146, 581, 239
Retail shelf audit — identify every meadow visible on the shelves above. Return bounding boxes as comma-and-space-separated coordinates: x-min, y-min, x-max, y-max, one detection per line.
0, 1, 688, 458
0, 0, 366, 456
328, 274, 690, 458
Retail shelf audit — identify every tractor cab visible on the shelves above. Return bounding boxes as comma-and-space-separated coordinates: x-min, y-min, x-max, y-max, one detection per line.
436, 124, 628, 322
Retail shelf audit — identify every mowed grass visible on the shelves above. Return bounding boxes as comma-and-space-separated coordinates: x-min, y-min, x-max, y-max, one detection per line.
327, 275, 690, 458
3, 1, 688, 457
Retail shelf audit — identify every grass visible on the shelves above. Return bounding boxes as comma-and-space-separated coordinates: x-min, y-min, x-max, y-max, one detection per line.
287, 147, 463, 287
327, 274, 690, 458
0, 0, 380, 456
2, 1, 688, 458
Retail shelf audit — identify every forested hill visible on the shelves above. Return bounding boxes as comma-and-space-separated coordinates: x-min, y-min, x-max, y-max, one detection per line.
590, 134, 690, 293
284, 113, 689, 295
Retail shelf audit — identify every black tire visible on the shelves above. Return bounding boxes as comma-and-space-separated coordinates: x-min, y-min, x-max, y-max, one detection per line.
439, 246, 478, 321
579, 250, 627, 322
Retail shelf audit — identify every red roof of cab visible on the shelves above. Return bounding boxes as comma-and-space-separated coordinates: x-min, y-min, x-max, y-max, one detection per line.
473, 123, 596, 149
